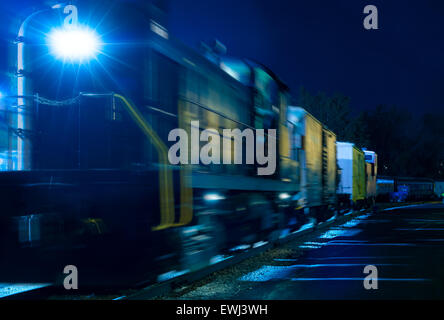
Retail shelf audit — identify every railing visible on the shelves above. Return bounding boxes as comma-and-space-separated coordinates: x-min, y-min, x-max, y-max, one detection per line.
0, 93, 194, 230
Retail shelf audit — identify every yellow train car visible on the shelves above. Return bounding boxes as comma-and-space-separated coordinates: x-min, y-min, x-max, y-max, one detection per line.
364, 149, 378, 205
287, 107, 337, 221
322, 127, 337, 206
353, 147, 366, 202
337, 142, 366, 208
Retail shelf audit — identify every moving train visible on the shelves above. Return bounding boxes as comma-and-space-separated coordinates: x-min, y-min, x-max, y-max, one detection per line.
0, 1, 427, 286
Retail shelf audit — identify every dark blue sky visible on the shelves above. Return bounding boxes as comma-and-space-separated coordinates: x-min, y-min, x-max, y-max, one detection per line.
1, 0, 443, 114
168, 0, 444, 114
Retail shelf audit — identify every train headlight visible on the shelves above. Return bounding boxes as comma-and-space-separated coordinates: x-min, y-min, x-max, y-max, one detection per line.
279, 193, 291, 200
203, 193, 226, 202
48, 26, 101, 62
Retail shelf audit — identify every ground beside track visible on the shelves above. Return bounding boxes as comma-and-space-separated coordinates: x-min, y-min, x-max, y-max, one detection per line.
158, 203, 444, 299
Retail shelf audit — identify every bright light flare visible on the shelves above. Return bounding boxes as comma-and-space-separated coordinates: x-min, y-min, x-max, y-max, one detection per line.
48, 26, 101, 62
279, 193, 291, 200
203, 193, 226, 202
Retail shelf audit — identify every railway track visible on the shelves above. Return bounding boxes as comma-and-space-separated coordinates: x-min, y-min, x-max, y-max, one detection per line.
1, 202, 433, 300
0, 283, 54, 300
120, 208, 368, 300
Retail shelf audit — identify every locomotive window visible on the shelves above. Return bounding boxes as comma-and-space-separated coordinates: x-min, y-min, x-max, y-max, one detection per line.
148, 52, 180, 116
142, 51, 181, 167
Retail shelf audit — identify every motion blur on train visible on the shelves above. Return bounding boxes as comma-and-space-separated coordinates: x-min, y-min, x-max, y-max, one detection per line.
0, 0, 439, 286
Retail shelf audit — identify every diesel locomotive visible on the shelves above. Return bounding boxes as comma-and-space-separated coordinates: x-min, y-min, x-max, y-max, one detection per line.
0, 0, 379, 286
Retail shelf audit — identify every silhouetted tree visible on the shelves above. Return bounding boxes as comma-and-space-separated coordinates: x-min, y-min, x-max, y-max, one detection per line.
298, 87, 353, 141
297, 87, 444, 179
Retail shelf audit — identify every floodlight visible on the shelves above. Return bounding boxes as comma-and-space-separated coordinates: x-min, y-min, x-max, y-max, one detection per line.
48, 26, 101, 62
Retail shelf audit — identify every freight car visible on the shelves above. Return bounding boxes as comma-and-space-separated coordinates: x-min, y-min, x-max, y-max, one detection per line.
435, 181, 444, 199
364, 149, 378, 206
287, 107, 337, 222
376, 176, 435, 202
395, 177, 435, 201
376, 177, 395, 202
336, 142, 366, 210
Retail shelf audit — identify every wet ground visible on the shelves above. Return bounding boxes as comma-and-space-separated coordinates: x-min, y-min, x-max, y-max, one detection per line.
166, 203, 444, 299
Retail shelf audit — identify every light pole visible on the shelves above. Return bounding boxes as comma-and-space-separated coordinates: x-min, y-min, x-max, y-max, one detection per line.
15, 3, 66, 171
12, 3, 101, 171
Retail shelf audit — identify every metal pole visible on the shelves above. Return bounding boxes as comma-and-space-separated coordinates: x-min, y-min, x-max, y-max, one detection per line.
15, 4, 65, 171
16, 10, 45, 170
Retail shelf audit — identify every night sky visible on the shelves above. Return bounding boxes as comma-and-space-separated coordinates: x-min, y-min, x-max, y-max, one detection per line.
1, 0, 444, 114
168, 0, 444, 114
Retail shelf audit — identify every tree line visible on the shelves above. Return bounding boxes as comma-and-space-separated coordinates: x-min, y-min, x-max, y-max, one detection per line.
297, 87, 444, 180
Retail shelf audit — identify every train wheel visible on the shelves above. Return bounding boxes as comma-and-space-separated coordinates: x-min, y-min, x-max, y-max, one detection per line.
179, 211, 227, 272
246, 194, 275, 242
